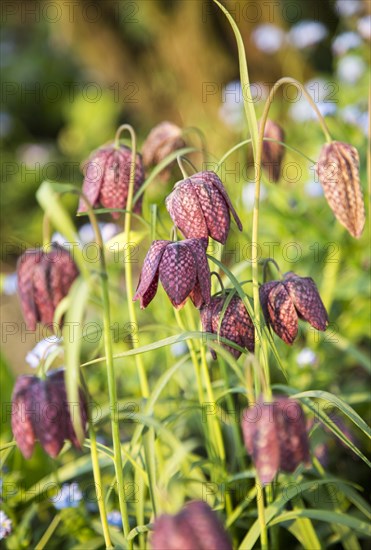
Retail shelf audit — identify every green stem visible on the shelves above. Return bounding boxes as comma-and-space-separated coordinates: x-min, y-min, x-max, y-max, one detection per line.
89, 426, 113, 549
256, 482, 268, 550
177, 156, 189, 179
118, 124, 159, 521
78, 192, 131, 545
35, 514, 62, 550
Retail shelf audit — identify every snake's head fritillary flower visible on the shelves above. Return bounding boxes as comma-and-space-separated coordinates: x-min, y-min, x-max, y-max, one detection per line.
142, 121, 185, 182
17, 243, 78, 332
150, 501, 232, 550
78, 144, 144, 219
200, 293, 254, 359
242, 397, 310, 485
316, 141, 365, 238
133, 238, 211, 309
260, 119, 285, 183
259, 272, 328, 345
11, 369, 88, 459
165, 171, 242, 244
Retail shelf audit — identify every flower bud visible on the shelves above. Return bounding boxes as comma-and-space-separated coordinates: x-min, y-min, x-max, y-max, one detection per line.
166, 171, 242, 244
11, 369, 88, 459
241, 397, 310, 485
200, 293, 254, 359
260, 119, 285, 183
316, 141, 365, 238
259, 272, 328, 345
78, 144, 145, 219
17, 244, 78, 332
142, 121, 185, 182
134, 238, 211, 309
150, 501, 232, 550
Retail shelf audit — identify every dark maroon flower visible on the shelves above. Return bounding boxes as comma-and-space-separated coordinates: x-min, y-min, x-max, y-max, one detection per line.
165, 171, 242, 244
260, 118, 285, 183
78, 144, 145, 219
150, 501, 232, 550
133, 238, 210, 309
200, 293, 254, 359
17, 243, 78, 332
259, 272, 328, 344
242, 397, 310, 485
142, 121, 185, 182
11, 369, 88, 459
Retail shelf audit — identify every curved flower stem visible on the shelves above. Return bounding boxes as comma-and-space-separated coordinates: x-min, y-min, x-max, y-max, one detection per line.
117, 124, 150, 398
180, 156, 198, 174
261, 77, 332, 144
118, 125, 160, 520
78, 192, 131, 545
182, 126, 209, 166
42, 214, 51, 247
177, 156, 189, 179
262, 258, 283, 282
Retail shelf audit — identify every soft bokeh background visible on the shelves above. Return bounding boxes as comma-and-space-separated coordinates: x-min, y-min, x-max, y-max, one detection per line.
1, 1, 370, 547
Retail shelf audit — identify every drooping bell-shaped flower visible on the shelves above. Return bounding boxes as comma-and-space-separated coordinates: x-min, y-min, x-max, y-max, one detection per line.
200, 293, 254, 359
11, 369, 88, 459
17, 243, 78, 332
242, 397, 310, 485
259, 272, 328, 344
142, 121, 185, 182
316, 141, 365, 238
150, 501, 232, 550
78, 144, 145, 219
133, 238, 211, 309
166, 171, 242, 244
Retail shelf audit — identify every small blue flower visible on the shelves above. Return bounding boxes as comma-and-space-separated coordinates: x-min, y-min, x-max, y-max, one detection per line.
335, 0, 363, 17
2, 272, 17, 295
288, 21, 328, 49
171, 341, 188, 357
52, 483, 83, 510
332, 32, 362, 56
0, 511, 12, 540
252, 24, 285, 54
357, 15, 371, 41
107, 510, 123, 528
296, 348, 317, 368
337, 55, 366, 84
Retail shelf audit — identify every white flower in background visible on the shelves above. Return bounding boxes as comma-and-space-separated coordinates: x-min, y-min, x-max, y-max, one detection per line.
219, 80, 244, 130
52, 483, 83, 510
305, 180, 324, 198
242, 182, 267, 211
357, 15, 371, 41
171, 341, 188, 357
304, 77, 334, 103
18, 143, 51, 166
251, 24, 285, 54
337, 55, 366, 84
107, 510, 123, 528
296, 348, 317, 368
288, 21, 328, 49
332, 32, 362, 56
51, 223, 120, 249
289, 100, 337, 122
0, 511, 12, 540
25, 336, 63, 369
2, 272, 17, 295
335, 0, 363, 17
341, 105, 369, 136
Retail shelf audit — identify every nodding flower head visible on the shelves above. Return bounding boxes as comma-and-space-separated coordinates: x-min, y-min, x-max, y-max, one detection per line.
242, 397, 310, 485
316, 141, 365, 238
11, 369, 88, 459
260, 119, 285, 183
200, 293, 254, 359
142, 121, 185, 182
259, 272, 328, 345
165, 171, 242, 244
150, 500, 232, 550
133, 238, 211, 309
17, 243, 78, 332
78, 144, 145, 219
